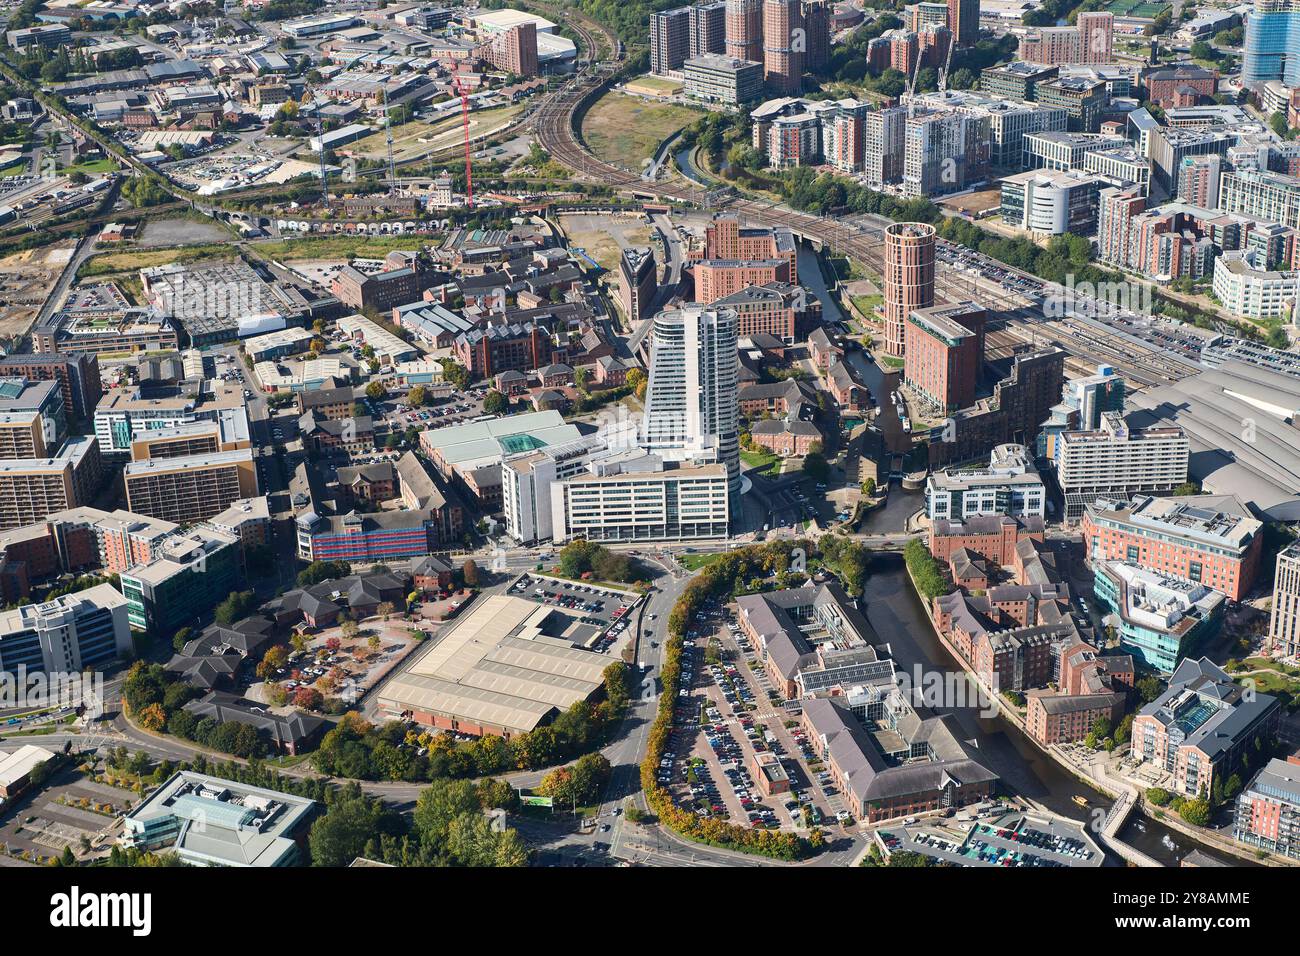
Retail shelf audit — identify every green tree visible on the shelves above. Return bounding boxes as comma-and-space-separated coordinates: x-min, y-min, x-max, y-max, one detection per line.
482, 390, 508, 415
1178, 797, 1212, 827
214, 590, 255, 625
412, 779, 481, 847
309, 785, 401, 866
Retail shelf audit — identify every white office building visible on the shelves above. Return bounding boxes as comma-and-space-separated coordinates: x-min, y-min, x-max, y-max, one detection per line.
1056, 411, 1189, 520
501, 436, 607, 544
925, 443, 1047, 521
551, 456, 731, 543
0, 583, 132, 675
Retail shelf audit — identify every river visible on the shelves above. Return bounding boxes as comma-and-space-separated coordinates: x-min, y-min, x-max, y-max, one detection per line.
860, 553, 1243, 866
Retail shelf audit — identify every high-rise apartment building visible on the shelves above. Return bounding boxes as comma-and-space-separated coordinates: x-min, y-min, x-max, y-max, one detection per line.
883, 222, 936, 356
479, 22, 538, 76
725, 0, 763, 62
651, 7, 692, 75
643, 306, 741, 510
802, 0, 832, 71
0, 353, 101, 421
763, 0, 804, 94
865, 107, 907, 187
1268, 540, 1300, 657
690, 1, 727, 56
823, 98, 871, 173
947, 0, 980, 47
903, 108, 991, 197
1096, 185, 1147, 268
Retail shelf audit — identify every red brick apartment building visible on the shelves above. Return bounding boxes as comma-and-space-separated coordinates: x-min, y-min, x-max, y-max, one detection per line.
903, 302, 985, 413
929, 514, 1045, 566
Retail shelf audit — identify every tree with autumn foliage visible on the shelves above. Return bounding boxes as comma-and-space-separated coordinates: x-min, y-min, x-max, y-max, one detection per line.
137, 703, 166, 732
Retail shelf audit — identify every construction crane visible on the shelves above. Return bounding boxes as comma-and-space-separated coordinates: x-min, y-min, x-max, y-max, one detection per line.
381, 86, 397, 195
310, 85, 329, 208
453, 74, 474, 209
937, 28, 956, 94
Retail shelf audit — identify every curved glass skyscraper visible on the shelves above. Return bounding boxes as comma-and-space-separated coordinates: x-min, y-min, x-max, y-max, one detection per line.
1244, 0, 1300, 86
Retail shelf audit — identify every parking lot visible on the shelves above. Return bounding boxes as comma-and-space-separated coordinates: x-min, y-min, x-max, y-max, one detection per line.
507, 573, 642, 656
655, 597, 849, 835
875, 811, 1104, 868
0, 767, 133, 865
385, 386, 491, 433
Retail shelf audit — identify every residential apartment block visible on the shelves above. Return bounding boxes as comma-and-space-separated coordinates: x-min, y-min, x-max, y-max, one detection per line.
124, 449, 259, 526
1133, 658, 1280, 798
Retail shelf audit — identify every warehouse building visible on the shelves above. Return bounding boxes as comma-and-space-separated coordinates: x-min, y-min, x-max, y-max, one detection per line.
376, 594, 611, 738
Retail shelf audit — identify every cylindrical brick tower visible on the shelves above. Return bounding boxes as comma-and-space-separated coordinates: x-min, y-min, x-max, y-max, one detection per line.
883, 221, 936, 357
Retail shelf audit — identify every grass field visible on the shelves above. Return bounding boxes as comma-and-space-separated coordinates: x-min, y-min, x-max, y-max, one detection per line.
1230, 657, 1300, 699
77, 244, 234, 279
1096, 0, 1169, 15
582, 91, 702, 173
351, 105, 522, 163
679, 552, 725, 571
741, 448, 782, 478
851, 294, 882, 317
61, 157, 119, 177
253, 234, 430, 261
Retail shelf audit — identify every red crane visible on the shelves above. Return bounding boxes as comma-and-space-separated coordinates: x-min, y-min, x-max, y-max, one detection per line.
453, 74, 474, 209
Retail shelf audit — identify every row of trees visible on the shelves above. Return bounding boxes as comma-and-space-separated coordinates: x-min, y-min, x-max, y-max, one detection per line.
644, 541, 817, 860
904, 539, 949, 602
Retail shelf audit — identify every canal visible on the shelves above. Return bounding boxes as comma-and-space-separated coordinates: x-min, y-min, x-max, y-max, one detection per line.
860, 552, 1243, 866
